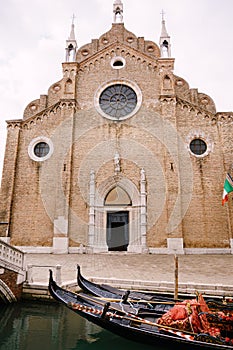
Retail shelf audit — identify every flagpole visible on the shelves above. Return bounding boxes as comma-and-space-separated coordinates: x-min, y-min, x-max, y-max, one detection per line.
219, 126, 233, 251
226, 177, 233, 252
226, 205, 233, 255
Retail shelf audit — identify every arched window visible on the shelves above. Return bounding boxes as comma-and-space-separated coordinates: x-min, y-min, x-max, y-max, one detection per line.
163, 75, 172, 89
162, 40, 169, 57
65, 79, 73, 93
105, 187, 131, 206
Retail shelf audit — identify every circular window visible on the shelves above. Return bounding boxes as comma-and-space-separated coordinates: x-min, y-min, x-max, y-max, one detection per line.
190, 139, 207, 155
28, 137, 53, 162
99, 84, 137, 119
34, 142, 50, 158
95, 81, 142, 121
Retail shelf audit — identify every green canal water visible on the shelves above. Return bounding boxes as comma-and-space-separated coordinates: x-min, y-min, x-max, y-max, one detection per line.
0, 301, 165, 350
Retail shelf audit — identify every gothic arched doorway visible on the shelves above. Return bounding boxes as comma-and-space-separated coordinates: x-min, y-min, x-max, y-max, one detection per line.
88, 173, 147, 253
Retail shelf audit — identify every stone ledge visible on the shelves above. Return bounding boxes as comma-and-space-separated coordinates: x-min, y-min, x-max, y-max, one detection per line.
89, 277, 233, 297
22, 277, 233, 301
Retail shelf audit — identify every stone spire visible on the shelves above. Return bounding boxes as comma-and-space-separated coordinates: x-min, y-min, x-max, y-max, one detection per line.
159, 10, 171, 58
65, 15, 78, 62
113, 0, 123, 24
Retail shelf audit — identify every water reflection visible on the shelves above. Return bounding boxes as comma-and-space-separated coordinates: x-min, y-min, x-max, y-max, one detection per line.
0, 301, 160, 350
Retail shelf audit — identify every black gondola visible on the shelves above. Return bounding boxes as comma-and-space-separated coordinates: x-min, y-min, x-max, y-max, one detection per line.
77, 264, 180, 303
77, 264, 233, 312
49, 270, 233, 350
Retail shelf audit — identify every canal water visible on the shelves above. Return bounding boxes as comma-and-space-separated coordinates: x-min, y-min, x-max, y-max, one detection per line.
0, 301, 165, 350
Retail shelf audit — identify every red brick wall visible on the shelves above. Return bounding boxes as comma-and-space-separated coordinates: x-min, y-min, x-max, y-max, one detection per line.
0, 269, 23, 301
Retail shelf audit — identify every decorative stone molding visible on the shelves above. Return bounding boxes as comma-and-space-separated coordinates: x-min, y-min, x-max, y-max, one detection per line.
80, 45, 158, 73
62, 63, 78, 79
95, 176, 140, 206
76, 25, 160, 64
216, 112, 233, 124
20, 100, 78, 130
176, 97, 233, 125
88, 174, 147, 253
158, 58, 175, 72
176, 97, 217, 124
160, 96, 176, 105
6, 120, 22, 129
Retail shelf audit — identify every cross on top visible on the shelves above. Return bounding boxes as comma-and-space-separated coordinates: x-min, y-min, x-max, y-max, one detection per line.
161, 9, 165, 21
71, 14, 76, 25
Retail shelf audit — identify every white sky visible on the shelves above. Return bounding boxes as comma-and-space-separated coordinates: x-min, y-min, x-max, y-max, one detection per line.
0, 0, 233, 181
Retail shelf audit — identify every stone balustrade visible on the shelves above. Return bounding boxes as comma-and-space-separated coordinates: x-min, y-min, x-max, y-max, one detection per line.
0, 239, 24, 272
0, 240, 25, 302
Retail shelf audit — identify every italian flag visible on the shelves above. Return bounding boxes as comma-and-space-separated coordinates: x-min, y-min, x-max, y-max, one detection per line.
222, 173, 233, 206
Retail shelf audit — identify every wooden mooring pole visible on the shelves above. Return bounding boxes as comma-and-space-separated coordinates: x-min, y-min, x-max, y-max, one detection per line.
174, 255, 178, 300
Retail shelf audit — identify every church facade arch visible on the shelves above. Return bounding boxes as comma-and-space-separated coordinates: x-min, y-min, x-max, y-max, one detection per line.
88, 173, 147, 253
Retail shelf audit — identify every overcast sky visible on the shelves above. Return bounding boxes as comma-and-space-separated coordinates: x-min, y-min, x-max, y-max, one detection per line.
0, 0, 233, 181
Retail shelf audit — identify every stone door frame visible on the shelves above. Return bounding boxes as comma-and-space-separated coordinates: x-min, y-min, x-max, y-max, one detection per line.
88, 170, 147, 253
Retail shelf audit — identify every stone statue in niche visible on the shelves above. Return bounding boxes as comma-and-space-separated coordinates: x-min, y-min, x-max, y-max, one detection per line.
140, 168, 146, 181
114, 152, 121, 174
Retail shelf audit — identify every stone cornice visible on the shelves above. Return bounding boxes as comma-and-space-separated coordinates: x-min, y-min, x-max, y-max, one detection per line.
215, 111, 233, 123
176, 97, 233, 125
6, 100, 79, 130
6, 120, 22, 129
79, 42, 158, 71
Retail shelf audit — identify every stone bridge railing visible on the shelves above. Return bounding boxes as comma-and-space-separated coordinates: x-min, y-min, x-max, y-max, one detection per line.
0, 239, 25, 302
0, 239, 24, 273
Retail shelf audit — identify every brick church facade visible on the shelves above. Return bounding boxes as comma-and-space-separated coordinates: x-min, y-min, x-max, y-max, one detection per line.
1, 1, 233, 254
